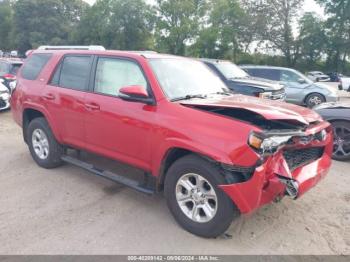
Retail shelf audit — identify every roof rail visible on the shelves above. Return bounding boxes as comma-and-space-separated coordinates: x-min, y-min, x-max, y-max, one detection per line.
127, 50, 158, 54
37, 45, 106, 51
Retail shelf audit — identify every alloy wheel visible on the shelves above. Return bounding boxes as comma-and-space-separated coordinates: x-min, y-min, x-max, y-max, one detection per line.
32, 129, 50, 160
175, 173, 218, 223
334, 126, 350, 158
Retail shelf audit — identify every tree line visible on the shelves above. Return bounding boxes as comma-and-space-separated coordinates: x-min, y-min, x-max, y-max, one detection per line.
0, 0, 349, 74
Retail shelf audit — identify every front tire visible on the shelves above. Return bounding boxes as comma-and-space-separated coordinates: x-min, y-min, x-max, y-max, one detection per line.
164, 155, 240, 238
332, 121, 350, 161
27, 117, 64, 169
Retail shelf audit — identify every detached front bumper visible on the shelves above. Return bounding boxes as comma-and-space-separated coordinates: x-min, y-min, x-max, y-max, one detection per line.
219, 123, 333, 214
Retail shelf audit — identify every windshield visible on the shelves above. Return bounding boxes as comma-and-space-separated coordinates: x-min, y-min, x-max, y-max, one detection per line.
214, 61, 249, 79
149, 58, 229, 100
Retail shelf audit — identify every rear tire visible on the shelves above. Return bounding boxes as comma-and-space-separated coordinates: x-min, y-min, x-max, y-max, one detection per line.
164, 154, 240, 238
27, 117, 64, 169
305, 93, 325, 108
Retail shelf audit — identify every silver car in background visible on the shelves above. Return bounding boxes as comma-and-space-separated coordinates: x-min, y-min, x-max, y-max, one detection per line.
241, 65, 339, 108
307, 71, 331, 82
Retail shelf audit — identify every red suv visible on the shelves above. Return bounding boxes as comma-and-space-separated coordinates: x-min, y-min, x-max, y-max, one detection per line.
11, 48, 333, 238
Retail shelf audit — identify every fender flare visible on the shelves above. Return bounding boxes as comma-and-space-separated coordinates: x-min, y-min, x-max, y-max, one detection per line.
22, 102, 63, 143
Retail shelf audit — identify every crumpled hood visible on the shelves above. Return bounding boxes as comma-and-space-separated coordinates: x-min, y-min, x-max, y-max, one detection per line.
231, 77, 283, 91
180, 95, 322, 125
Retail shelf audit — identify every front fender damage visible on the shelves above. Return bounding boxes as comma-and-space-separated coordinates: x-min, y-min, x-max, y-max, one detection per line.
219, 126, 333, 214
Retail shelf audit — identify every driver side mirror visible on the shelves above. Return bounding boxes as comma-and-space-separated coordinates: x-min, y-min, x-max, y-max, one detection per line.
298, 78, 306, 84
119, 85, 155, 105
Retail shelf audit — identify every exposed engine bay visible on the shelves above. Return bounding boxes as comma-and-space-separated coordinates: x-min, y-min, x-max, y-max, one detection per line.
189, 105, 310, 131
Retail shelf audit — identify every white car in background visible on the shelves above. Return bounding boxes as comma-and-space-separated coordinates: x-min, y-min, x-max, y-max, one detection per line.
339, 76, 350, 92
307, 71, 331, 82
0, 79, 11, 111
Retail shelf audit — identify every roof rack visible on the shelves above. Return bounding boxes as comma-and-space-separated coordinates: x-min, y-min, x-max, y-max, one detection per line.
37, 45, 106, 51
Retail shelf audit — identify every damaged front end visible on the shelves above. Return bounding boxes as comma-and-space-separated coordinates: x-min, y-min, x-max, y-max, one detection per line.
219, 121, 333, 214
180, 97, 333, 214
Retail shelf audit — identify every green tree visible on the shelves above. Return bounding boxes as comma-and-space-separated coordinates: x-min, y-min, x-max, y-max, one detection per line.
72, 0, 112, 47
191, 0, 244, 59
13, 0, 88, 54
262, 0, 303, 66
155, 0, 206, 55
239, 0, 271, 53
208, 0, 244, 60
316, 0, 350, 72
298, 12, 326, 66
0, 0, 14, 51
75, 0, 155, 50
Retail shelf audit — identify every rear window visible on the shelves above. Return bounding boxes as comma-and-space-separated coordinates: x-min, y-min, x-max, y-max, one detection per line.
21, 54, 52, 80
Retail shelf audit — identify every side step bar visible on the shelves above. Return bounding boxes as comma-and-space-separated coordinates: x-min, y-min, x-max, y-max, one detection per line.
61, 155, 155, 195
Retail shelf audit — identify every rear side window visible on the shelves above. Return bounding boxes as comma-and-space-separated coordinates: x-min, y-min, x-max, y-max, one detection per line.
21, 54, 52, 80
247, 68, 280, 81
51, 56, 92, 91
10, 64, 22, 75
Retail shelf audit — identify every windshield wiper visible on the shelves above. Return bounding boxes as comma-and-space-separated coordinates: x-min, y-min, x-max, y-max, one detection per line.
171, 94, 208, 102
228, 77, 248, 80
213, 91, 235, 96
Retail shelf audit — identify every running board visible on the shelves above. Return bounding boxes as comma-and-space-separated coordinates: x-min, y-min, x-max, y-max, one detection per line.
61, 155, 155, 195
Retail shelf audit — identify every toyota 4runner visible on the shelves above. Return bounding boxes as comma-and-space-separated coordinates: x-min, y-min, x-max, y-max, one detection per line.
11, 48, 333, 238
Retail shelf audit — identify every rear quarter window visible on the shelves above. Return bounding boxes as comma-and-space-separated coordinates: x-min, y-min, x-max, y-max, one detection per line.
21, 54, 52, 80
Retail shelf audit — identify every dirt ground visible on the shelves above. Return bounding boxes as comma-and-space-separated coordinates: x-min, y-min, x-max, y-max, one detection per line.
0, 89, 349, 255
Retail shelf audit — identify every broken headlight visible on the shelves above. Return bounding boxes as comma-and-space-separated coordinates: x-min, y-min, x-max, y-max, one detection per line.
248, 132, 292, 154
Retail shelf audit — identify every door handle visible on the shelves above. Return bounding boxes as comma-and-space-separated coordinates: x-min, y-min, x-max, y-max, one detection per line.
85, 103, 100, 111
43, 93, 55, 100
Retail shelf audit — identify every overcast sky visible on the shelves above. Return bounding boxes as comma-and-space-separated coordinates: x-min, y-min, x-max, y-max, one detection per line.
83, 0, 325, 16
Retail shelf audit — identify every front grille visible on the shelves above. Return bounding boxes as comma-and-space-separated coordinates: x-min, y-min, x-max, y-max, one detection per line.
272, 88, 285, 95
270, 88, 286, 100
283, 147, 324, 171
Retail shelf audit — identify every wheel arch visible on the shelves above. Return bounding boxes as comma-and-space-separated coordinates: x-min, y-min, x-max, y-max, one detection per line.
157, 147, 218, 191
22, 107, 61, 144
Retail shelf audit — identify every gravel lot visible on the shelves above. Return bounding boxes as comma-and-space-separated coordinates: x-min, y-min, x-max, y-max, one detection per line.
0, 86, 349, 255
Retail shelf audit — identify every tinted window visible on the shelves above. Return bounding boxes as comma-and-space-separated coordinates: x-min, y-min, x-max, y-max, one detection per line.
94, 58, 147, 96
50, 63, 62, 86
9, 64, 22, 75
21, 54, 52, 80
57, 56, 92, 91
247, 68, 280, 81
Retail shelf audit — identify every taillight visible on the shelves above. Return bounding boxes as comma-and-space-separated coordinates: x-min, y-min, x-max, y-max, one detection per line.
3, 74, 16, 81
